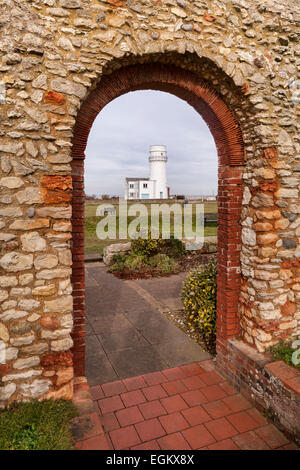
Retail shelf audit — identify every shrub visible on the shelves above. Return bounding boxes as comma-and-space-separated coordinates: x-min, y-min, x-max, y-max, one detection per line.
131, 235, 161, 257
181, 258, 217, 353
108, 254, 127, 272
109, 233, 184, 277
149, 254, 178, 274
109, 251, 178, 277
124, 253, 148, 272
159, 237, 186, 258
132, 234, 185, 259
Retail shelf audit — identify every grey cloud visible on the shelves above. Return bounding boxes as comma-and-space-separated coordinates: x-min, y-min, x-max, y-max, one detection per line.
85, 90, 217, 196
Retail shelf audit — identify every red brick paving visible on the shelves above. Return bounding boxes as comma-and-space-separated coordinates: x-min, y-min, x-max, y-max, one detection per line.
203, 399, 232, 419
205, 417, 238, 441
97, 395, 124, 414
181, 375, 206, 390
116, 406, 144, 427
135, 418, 166, 442
255, 424, 290, 449
208, 438, 240, 451
123, 375, 147, 391
182, 424, 216, 448
227, 410, 262, 433
159, 412, 189, 434
143, 371, 166, 386
222, 394, 251, 412
76, 434, 112, 450
181, 389, 207, 407
132, 439, 161, 450
232, 431, 270, 450
142, 384, 168, 401
139, 399, 167, 419
161, 394, 188, 413
158, 432, 191, 450
76, 360, 297, 450
109, 425, 141, 449
100, 412, 120, 432
102, 380, 126, 397
120, 389, 146, 407
162, 379, 188, 395
181, 405, 211, 426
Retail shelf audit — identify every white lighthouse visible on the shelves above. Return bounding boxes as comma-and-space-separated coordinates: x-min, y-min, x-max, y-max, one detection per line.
125, 145, 169, 200
149, 145, 168, 199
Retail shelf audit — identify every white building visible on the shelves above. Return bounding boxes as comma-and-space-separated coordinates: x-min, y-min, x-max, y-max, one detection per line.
125, 145, 169, 200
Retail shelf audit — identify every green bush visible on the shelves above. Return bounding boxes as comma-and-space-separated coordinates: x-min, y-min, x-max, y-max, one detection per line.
269, 341, 300, 371
108, 254, 127, 272
149, 253, 178, 274
0, 399, 77, 450
159, 237, 186, 258
181, 258, 217, 353
124, 253, 148, 272
109, 234, 184, 277
132, 234, 185, 259
132, 235, 161, 257
109, 252, 178, 276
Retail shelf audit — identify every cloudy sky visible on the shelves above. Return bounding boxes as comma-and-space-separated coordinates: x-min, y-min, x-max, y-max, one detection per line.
85, 90, 218, 197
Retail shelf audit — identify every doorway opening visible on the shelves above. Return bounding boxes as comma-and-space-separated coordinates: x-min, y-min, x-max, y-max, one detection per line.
71, 63, 244, 380
83, 88, 218, 384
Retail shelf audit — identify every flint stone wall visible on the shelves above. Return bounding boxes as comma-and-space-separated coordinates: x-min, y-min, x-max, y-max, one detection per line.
0, 0, 299, 406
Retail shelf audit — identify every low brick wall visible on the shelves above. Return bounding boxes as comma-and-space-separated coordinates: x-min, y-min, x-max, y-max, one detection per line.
217, 339, 300, 444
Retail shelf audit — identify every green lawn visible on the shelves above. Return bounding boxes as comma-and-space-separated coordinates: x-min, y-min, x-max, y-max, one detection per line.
0, 399, 78, 450
84, 201, 218, 256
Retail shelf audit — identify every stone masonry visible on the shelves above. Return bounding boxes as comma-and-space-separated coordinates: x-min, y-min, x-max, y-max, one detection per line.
0, 0, 299, 406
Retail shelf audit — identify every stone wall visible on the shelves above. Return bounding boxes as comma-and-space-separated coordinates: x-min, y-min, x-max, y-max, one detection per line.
0, 0, 299, 406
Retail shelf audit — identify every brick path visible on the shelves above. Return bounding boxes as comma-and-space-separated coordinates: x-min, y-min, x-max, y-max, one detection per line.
78, 264, 298, 450
74, 360, 297, 450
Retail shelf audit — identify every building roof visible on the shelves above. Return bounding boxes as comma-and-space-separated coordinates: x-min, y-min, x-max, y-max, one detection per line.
125, 177, 149, 182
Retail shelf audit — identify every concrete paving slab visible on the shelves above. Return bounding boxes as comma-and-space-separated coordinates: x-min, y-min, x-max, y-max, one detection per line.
85, 264, 211, 386
107, 345, 169, 379
97, 328, 149, 353
155, 339, 210, 367
86, 354, 118, 386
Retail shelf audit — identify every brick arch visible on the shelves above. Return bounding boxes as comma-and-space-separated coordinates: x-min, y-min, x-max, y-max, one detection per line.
71, 63, 245, 377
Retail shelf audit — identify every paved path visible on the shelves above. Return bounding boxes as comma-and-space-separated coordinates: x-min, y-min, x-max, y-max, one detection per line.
85, 264, 209, 386
82, 264, 297, 450
76, 360, 296, 450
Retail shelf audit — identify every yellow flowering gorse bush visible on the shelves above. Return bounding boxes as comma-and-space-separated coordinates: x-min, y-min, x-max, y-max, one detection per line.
181, 258, 217, 353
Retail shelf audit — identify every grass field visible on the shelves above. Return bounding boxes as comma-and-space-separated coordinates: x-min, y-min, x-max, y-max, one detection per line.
0, 399, 77, 450
84, 201, 218, 256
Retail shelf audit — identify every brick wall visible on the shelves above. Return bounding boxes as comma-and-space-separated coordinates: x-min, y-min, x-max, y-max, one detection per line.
217, 339, 300, 443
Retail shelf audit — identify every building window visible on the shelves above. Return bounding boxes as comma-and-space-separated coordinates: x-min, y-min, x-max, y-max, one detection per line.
129, 183, 134, 189
143, 183, 148, 188
130, 192, 134, 197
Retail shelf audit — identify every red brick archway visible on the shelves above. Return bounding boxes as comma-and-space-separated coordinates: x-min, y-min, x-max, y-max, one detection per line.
71, 63, 245, 377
